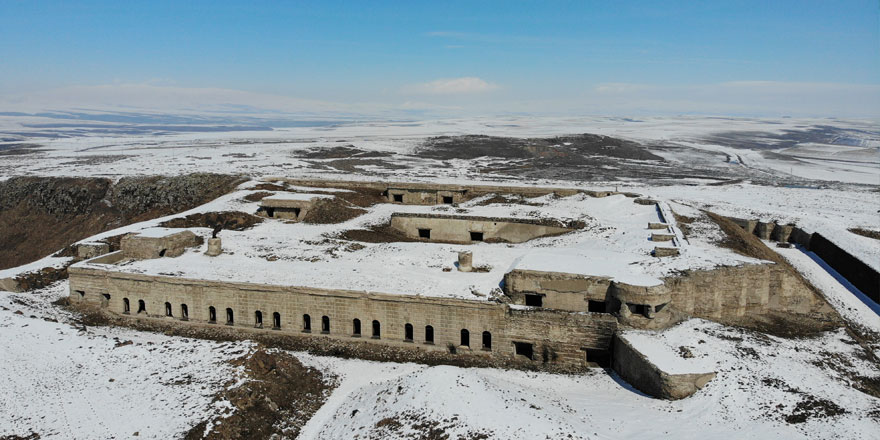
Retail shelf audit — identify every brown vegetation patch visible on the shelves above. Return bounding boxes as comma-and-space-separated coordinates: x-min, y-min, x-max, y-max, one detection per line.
297, 145, 394, 159
160, 211, 263, 232
250, 182, 286, 191
849, 228, 880, 241
672, 212, 696, 239
184, 347, 333, 440
300, 198, 367, 224
242, 191, 272, 202
705, 212, 784, 263
336, 223, 418, 243
13, 265, 71, 291
473, 194, 542, 206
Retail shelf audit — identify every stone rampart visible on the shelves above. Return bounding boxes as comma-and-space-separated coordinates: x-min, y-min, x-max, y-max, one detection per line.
68, 265, 618, 371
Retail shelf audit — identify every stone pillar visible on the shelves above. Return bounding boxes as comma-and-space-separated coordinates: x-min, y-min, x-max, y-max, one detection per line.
206, 238, 222, 257
755, 221, 776, 240
458, 251, 473, 272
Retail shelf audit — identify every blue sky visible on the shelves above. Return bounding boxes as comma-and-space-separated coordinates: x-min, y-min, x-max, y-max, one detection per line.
1, 1, 878, 117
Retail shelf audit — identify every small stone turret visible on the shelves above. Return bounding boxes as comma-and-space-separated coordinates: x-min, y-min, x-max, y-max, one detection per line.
206, 238, 222, 256
458, 251, 473, 272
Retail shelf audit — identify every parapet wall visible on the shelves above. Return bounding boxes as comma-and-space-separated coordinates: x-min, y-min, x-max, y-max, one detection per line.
505, 262, 834, 330
120, 230, 201, 260
68, 265, 618, 371
612, 335, 715, 400
390, 213, 575, 244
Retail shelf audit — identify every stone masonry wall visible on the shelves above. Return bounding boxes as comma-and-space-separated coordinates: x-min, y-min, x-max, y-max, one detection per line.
68, 265, 618, 371
390, 214, 573, 244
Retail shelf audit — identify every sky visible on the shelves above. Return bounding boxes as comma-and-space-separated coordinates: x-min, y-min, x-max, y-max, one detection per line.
0, 0, 878, 118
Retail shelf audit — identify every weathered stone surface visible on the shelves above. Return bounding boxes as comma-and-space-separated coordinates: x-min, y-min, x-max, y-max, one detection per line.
612, 335, 715, 400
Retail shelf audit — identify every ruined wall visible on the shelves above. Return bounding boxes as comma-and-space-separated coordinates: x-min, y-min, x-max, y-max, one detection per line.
809, 233, 879, 303
120, 231, 201, 260
68, 265, 617, 371
503, 270, 612, 310
612, 335, 715, 400
506, 262, 834, 331
390, 214, 573, 244
387, 188, 467, 205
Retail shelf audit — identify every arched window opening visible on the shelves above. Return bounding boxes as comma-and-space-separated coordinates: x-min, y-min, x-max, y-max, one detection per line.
165, 302, 172, 317
208, 306, 217, 323
321, 316, 330, 334
352, 319, 362, 337
460, 329, 470, 347
425, 325, 434, 344
137, 300, 146, 314
272, 312, 281, 329
226, 308, 234, 325
404, 323, 414, 342
372, 320, 381, 339
482, 331, 492, 351
122, 298, 130, 314
303, 314, 311, 332
255, 310, 263, 328
180, 304, 189, 321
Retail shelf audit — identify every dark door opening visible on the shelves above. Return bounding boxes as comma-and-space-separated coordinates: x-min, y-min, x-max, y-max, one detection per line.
321, 316, 330, 334
404, 323, 414, 342
158, 249, 167, 257
266, 207, 275, 217
424, 325, 434, 344
208, 306, 217, 323
165, 302, 172, 317
482, 331, 492, 350
393, 194, 403, 202
303, 314, 311, 332
418, 228, 431, 239
226, 308, 234, 325
273, 312, 281, 329
122, 298, 130, 314
352, 318, 361, 336
586, 348, 611, 368
137, 300, 146, 314
525, 294, 543, 307
514, 342, 534, 359
180, 304, 189, 320
442, 196, 454, 204
372, 320, 381, 339
470, 231, 484, 241
588, 300, 607, 313
460, 329, 470, 347
255, 310, 263, 328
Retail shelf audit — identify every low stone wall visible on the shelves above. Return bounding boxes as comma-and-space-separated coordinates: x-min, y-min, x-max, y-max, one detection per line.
612, 335, 715, 400
68, 264, 618, 372
390, 213, 574, 244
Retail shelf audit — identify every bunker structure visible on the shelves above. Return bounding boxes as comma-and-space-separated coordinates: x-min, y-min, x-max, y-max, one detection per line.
67, 179, 837, 400
256, 193, 332, 221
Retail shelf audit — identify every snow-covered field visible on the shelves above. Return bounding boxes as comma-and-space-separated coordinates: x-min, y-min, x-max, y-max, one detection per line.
1, 114, 878, 439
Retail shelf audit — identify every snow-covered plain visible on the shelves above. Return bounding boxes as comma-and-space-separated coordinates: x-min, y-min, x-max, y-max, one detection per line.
1, 114, 878, 439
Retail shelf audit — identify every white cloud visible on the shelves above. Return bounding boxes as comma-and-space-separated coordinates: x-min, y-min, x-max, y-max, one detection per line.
401, 77, 499, 95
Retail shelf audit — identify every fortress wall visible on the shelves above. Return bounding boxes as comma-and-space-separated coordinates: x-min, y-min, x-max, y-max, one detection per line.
390, 215, 572, 244
68, 266, 617, 370
506, 263, 832, 330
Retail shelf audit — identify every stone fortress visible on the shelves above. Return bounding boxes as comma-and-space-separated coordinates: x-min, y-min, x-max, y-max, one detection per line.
67, 178, 837, 400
